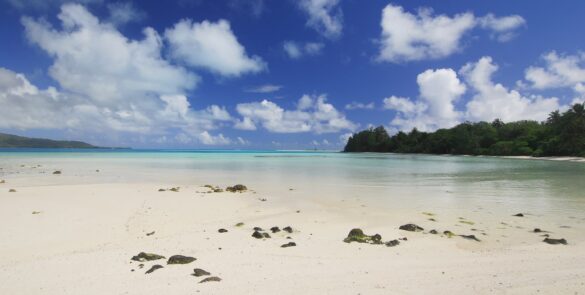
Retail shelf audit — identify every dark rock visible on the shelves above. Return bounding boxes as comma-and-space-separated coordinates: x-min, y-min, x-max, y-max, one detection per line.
270, 226, 281, 233
430, 230, 438, 234
385, 240, 400, 247
443, 231, 455, 238
253, 227, 263, 231
52, 171, 61, 175
200, 276, 222, 283
252, 231, 264, 239
131, 252, 165, 262
145, 265, 163, 274
213, 188, 224, 193
158, 188, 166, 192
167, 255, 196, 264
32, 211, 41, 215
138, 264, 144, 269
513, 213, 524, 217
543, 238, 567, 245
218, 228, 228, 233
169, 187, 180, 192
533, 228, 542, 233
399, 224, 424, 232
262, 232, 271, 239
281, 242, 296, 248
226, 184, 247, 192
192, 268, 211, 277
460, 235, 481, 242
146, 231, 155, 236
283, 226, 293, 233
399, 237, 408, 241
235, 222, 244, 227
343, 228, 383, 244
8, 189, 16, 192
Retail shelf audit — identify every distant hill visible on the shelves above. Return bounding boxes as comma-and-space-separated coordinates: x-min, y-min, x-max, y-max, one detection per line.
0, 133, 98, 148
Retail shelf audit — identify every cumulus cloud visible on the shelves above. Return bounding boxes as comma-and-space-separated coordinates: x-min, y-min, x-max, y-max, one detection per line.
235, 95, 357, 133
8, 4, 234, 145
523, 51, 585, 90
462, 57, 560, 122
384, 69, 465, 131
298, 0, 343, 39
107, 2, 146, 26
245, 84, 282, 93
345, 102, 374, 110
377, 3, 525, 62
165, 19, 266, 76
283, 41, 324, 59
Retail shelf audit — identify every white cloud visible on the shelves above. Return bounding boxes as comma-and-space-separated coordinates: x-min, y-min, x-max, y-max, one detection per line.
196, 131, 231, 145
345, 102, 375, 110
298, 0, 343, 39
462, 57, 560, 122
377, 3, 525, 62
165, 19, 266, 76
385, 69, 465, 131
283, 41, 324, 59
245, 84, 282, 93
107, 2, 146, 26
6, 4, 233, 146
235, 95, 357, 133
524, 51, 585, 90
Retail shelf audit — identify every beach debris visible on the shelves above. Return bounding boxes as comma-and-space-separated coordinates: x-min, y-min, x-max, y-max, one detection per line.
252, 231, 264, 239
399, 224, 424, 232
169, 187, 180, 192
146, 231, 155, 236
543, 238, 567, 245
429, 229, 438, 234
192, 268, 211, 277
218, 228, 228, 233
270, 226, 281, 233
385, 240, 400, 247
32, 211, 41, 215
235, 222, 244, 227
513, 213, 524, 217
8, 189, 16, 192
281, 242, 297, 248
145, 265, 163, 274
200, 276, 222, 283
131, 252, 165, 262
52, 170, 61, 175
283, 226, 293, 233
226, 184, 247, 192
443, 231, 455, 238
167, 255, 196, 264
343, 228, 383, 244
460, 235, 481, 242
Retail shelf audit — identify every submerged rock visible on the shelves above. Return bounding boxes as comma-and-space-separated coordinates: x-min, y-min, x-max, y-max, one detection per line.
385, 240, 400, 247
283, 226, 293, 233
131, 252, 165, 262
343, 228, 383, 244
543, 238, 567, 245
281, 242, 296, 248
200, 276, 222, 283
270, 226, 281, 233
513, 213, 524, 217
252, 231, 264, 239
193, 268, 211, 277
167, 255, 196, 264
218, 228, 228, 233
460, 235, 481, 242
226, 184, 247, 192
399, 224, 424, 232
145, 264, 163, 274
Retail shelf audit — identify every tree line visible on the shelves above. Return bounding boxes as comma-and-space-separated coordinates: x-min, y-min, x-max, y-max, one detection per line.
343, 103, 585, 157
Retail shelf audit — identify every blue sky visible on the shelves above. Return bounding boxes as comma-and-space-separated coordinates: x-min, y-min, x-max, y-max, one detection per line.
1, 0, 584, 149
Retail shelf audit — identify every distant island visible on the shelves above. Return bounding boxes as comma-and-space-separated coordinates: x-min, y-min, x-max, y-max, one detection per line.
0, 132, 98, 148
344, 103, 585, 157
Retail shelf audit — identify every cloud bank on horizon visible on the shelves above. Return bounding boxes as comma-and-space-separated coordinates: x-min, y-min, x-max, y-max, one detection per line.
0, 0, 584, 148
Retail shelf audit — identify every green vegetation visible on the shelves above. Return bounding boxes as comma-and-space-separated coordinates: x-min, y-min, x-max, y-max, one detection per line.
344, 103, 585, 157
0, 132, 97, 148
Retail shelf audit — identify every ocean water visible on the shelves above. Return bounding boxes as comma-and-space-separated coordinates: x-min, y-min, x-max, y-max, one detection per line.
1, 149, 585, 216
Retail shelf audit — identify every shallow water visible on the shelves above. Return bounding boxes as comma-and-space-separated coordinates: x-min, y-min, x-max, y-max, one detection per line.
1, 150, 585, 216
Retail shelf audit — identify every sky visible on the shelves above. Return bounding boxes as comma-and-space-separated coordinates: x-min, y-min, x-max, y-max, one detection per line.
1, 0, 585, 149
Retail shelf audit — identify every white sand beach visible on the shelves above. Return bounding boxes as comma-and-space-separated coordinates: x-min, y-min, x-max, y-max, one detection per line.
0, 155, 584, 295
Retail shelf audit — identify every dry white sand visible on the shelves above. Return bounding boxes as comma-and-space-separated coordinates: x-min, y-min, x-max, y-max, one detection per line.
0, 159, 584, 295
